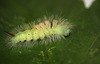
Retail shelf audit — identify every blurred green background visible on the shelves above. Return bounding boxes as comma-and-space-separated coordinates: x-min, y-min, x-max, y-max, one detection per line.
0, 0, 100, 64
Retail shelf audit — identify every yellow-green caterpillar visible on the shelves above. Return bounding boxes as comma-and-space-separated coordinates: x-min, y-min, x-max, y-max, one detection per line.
7, 16, 73, 47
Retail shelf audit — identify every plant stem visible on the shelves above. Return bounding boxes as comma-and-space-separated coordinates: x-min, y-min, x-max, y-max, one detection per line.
43, 45, 51, 64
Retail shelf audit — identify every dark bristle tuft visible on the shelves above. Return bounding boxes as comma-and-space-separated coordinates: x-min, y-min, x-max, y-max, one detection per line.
23, 40, 26, 42
30, 39, 33, 42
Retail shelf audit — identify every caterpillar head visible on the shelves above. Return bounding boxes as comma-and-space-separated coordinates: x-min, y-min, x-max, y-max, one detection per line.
63, 28, 71, 36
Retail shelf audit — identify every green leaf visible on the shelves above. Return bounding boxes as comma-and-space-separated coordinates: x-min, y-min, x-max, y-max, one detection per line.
0, 0, 100, 64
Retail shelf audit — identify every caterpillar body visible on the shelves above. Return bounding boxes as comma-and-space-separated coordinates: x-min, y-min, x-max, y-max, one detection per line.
7, 16, 73, 47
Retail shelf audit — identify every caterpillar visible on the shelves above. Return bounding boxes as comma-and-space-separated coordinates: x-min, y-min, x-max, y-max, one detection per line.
6, 16, 73, 47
